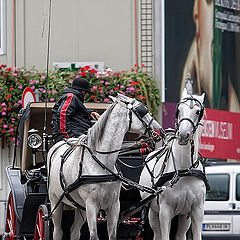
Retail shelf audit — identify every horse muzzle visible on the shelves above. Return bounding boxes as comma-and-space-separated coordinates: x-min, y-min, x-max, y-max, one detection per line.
177, 131, 190, 145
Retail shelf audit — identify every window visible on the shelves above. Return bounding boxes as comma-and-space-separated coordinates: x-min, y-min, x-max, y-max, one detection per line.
0, 0, 6, 55
236, 174, 240, 201
205, 174, 230, 201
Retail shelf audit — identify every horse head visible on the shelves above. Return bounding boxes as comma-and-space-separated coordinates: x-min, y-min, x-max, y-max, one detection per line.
112, 93, 164, 140
176, 88, 205, 145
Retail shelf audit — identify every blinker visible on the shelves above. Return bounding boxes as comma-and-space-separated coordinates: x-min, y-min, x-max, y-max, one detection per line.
134, 104, 148, 118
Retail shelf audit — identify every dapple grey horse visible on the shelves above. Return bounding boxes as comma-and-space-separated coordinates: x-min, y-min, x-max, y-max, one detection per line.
140, 88, 206, 240
48, 93, 163, 240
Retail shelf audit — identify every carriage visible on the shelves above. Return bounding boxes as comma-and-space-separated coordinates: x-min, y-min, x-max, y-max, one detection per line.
3, 88, 208, 240
3, 100, 158, 240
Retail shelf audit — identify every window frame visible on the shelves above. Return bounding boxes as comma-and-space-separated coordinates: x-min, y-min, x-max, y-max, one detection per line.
0, 0, 6, 56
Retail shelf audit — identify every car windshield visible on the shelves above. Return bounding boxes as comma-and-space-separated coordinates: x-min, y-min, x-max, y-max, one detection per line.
205, 174, 229, 201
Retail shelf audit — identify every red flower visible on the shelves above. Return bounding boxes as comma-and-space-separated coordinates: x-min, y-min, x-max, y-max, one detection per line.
81, 71, 86, 77
89, 69, 96, 74
8, 107, 12, 111
1, 64, 7, 68
91, 95, 95, 99
5, 94, 12, 100
141, 64, 145, 67
7, 67, 12, 72
85, 65, 90, 70
131, 81, 139, 85
1, 130, 6, 133
114, 87, 119, 90
9, 87, 14, 91
130, 68, 134, 72
142, 96, 146, 100
134, 64, 138, 67
98, 87, 102, 90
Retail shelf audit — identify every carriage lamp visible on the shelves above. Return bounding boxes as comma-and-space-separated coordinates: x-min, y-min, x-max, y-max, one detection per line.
27, 129, 42, 149
27, 129, 42, 167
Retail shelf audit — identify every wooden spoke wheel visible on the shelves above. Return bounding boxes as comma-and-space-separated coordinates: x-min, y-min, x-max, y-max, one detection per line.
34, 205, 50, 240
5, 192, 17, 240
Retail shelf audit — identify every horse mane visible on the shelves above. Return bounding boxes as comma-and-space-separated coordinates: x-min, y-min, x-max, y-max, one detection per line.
87, 101, 117, 149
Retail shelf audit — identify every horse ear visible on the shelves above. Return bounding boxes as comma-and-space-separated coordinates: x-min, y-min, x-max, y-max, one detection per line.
117, 93, 127, 99
199, 93, 205, 104
109, 96, 117, 102
181, 88, 188, 100
117, 93, 130, 102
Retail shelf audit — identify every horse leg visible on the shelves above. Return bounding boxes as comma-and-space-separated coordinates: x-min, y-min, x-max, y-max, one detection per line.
191, 207, 204, 240
86, 201, 99, 240
148, 208, 161, 240
175, 215, 191, 240
105, 200, 120, 240
70, 209, 86, 240
51, 201, 64, 240
159, 205, 172, 240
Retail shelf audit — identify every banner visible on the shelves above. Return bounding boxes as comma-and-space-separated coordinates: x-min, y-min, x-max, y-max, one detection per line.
162, 103, 240, 160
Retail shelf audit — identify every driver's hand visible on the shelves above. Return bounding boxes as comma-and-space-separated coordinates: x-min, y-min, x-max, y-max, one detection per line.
90, 111, 100, 120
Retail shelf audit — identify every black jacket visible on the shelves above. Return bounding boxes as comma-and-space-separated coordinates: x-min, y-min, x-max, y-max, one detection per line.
51, 87, 93, 142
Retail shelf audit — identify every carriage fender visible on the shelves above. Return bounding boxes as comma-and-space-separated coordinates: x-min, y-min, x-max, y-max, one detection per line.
5, 165, 26, 221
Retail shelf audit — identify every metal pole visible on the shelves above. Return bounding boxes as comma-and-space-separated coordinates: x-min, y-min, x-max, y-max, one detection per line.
43, 0, 52, 153
154, 0, 165, 102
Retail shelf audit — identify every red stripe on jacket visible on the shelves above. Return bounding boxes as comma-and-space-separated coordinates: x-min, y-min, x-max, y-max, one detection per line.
60, 93, 73, 138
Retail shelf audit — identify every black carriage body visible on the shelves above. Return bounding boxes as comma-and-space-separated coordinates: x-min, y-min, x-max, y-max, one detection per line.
5, 102, 154, 239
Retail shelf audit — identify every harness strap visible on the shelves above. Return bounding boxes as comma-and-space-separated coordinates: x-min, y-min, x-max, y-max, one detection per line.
47, 141, 68, 188
154, 169, 210, 191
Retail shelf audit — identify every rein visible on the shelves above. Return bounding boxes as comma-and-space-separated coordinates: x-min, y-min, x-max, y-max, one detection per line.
70, 137, 155, 155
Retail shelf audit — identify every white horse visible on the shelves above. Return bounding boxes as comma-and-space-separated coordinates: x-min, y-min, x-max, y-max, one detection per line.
47, 93, 163, 240
140, 88, 207, 240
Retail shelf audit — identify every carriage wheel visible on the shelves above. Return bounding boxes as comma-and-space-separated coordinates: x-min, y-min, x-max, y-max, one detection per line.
34, 205, 50, 240
5, 192, 17, 240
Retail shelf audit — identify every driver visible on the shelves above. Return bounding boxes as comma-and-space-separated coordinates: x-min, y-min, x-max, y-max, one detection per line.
51, 77, 100, 143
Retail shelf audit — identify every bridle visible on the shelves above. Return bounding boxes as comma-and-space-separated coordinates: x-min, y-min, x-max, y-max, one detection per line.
125, 98, 163, 141
175, 97, 204, 135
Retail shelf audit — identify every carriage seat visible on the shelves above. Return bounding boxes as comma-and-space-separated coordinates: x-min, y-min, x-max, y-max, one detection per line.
24, 167, 47, 194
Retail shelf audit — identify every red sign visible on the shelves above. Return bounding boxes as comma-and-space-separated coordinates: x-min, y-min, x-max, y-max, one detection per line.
199, 108, 240, 160
162, 103, 240, 160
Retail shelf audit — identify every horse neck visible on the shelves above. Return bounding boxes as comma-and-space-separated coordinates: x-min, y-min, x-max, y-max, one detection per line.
89, 103, 128, 170
169, 127, 200, 170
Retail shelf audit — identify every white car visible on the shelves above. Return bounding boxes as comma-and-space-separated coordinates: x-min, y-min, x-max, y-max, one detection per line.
202, 163, 240, 240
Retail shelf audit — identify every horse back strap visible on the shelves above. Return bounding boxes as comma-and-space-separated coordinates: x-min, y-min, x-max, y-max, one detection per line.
154, 169, 210, 191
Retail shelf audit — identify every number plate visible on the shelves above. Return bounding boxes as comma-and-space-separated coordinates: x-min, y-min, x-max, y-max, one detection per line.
202, 223, 230, 231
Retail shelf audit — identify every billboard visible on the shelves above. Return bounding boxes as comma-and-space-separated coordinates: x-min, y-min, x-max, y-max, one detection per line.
162, 103, 240, 160
165, 0, 240, 112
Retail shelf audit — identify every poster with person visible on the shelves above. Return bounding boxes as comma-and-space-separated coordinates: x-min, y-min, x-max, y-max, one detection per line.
165, 0, 240, 113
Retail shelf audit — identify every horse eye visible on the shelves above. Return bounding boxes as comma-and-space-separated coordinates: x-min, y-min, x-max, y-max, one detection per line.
196, 110, 200, 115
